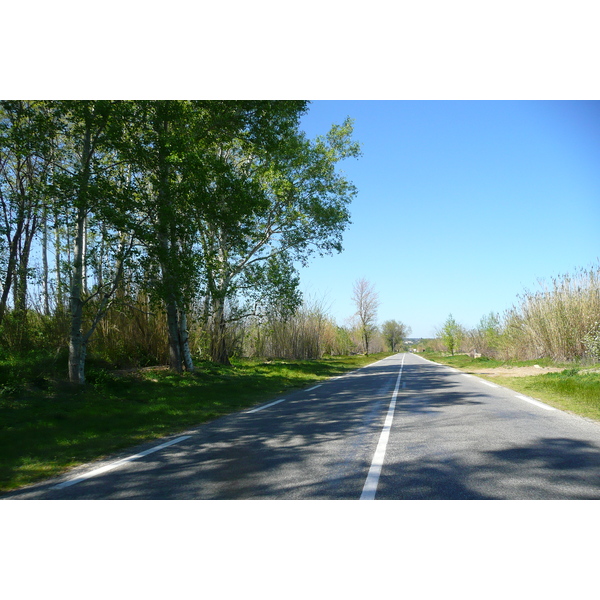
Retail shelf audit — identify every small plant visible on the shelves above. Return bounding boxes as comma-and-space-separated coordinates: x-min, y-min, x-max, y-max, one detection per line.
583, 322, 600, 361
0, 382, 23, 397
561, 368, 580, 377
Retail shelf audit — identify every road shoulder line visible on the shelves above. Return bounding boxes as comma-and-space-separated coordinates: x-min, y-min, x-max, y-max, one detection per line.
53, 435, 193, 489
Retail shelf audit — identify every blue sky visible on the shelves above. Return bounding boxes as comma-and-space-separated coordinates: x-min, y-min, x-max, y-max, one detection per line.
296, 101, 600, 338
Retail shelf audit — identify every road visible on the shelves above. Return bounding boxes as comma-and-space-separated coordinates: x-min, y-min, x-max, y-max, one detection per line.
5, 352, 600, 499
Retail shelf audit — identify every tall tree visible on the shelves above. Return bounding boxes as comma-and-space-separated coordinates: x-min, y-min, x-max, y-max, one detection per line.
352, 278, 380, 355
0, 101, 55, 327
382, 319, 411, 352
121, 101, 286, 372
52, 100, 138, 384
198, 114, 360, 364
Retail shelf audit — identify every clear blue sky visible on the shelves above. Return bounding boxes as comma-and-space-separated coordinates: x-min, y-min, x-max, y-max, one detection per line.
296, 101, 600, 338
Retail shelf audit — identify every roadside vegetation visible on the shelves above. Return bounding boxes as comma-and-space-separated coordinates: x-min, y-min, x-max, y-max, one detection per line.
415, 264, 600, 422
0, 102, 415, 495
421, 351, 600, 422
0, 100, 363, 383
422, 265, 600, 363
0, 352, 392, 494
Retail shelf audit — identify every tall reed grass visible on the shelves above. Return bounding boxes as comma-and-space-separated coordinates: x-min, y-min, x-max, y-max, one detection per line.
500, 265, 600, 361
244, 299, 339, 359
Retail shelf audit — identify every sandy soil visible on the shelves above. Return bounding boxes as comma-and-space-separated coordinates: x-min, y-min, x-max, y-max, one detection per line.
466, 366, 565, 378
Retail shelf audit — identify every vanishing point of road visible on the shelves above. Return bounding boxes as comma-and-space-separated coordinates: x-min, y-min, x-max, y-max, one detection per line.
6, 353, 600, 500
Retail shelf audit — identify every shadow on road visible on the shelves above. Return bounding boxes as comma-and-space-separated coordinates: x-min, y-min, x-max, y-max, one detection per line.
9, 359, 600, 500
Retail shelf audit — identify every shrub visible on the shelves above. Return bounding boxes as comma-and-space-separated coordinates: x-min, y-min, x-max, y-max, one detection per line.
583, 321, 600, 361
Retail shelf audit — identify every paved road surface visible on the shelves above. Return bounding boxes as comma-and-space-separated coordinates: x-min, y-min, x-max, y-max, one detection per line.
5, 353, 600, 499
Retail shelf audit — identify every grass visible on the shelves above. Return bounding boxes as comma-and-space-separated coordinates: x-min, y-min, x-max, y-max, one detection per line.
422, 352, 600, 421
420, 351, 572, 370
0, 352, 392, 494
489, 371, 600, 421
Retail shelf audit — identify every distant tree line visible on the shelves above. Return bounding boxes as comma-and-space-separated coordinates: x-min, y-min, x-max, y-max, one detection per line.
0, 100, 362, 383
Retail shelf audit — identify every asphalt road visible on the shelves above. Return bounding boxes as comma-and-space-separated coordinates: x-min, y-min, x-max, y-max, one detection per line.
6, 352, 600, 500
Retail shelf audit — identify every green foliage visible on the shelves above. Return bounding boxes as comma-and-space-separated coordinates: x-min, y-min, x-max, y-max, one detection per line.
381, 319, 411, 352
434, 266, 600, 363
1, 101, 361, 377
439, 314, 464, 356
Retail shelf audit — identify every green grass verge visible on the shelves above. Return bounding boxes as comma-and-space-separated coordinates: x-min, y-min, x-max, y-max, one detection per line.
0, 352, 392, 494
487, 372, 600, 421
420, 352, 573, 370
421, 352, 600, 421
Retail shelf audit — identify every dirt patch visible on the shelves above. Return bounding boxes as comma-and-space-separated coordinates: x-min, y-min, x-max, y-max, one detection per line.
466, 366, 565, 378
112, 365, 170, 378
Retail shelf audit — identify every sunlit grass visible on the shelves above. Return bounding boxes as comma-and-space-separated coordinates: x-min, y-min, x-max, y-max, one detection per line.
421, 351, 572, 370
0, 352, 392, 494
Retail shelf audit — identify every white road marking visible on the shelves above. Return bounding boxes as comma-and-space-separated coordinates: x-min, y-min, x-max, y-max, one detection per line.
306, 385, 322, 392
514, 394, 556, 411
53, 435, 192, 489
246, 398, 287, 413
360, 354, 406, 500
479, 380, 499, 388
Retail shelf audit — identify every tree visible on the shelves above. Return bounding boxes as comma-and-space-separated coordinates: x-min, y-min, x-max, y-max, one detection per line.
197, 112, 360, 364
0, 101, 361, 381
470, 312, 502, 356
51, 100, 139, 384
439, 313, 464, 356
382, 319, 411, 352
352, 278, 380, 355
0, 101, 56, 328
124, 100, 200, 374
125, 101, 313, 369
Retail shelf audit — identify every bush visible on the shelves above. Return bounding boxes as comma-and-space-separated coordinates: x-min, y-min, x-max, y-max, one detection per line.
583, 322, 600, 361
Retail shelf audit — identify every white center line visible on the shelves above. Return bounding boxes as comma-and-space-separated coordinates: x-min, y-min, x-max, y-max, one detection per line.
360, 354, 406, 500
53, 435, 192, 489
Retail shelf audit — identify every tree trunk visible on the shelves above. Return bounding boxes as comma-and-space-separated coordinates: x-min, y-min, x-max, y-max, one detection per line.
0, 218, 24, 326
69, 204, 87, 384
210, 296, 230, 365
15, 217, 36, 314
179, 308, 195, 372
154, 109, 187, 374
42, 205, 50, 315
68, 110, 91, 385
165, 298, 182, 373
54, 209, 63, 313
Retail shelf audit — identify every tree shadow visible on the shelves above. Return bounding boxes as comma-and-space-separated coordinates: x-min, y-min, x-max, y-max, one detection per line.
10, 360, 600, 500
6, 361, 408, 499
376, 436, 600, 500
